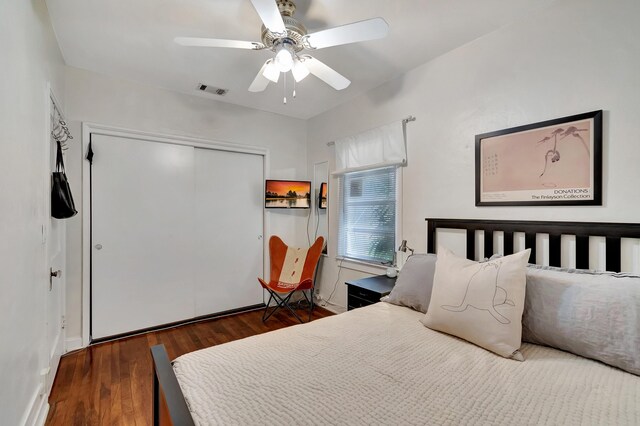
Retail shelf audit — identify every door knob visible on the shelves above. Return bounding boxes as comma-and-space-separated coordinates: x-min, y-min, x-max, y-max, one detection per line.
95, 244, 103, 250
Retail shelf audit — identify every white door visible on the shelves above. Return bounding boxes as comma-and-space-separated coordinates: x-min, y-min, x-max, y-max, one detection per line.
45, 136, 66, 395
91, 134, 196, 339
194, 148, 264, 315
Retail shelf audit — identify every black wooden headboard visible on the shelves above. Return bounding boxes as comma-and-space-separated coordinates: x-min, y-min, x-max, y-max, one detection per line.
425, 218, 640, 273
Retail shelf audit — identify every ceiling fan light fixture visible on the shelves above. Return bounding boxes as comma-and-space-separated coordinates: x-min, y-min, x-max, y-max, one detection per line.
292, 58, 309, 82
263, 60, 280, 83
274, 41, 295, 72
175, 0, 391, 95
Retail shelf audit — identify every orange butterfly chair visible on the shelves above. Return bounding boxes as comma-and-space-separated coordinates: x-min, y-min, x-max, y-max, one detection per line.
258, 236, 325, 323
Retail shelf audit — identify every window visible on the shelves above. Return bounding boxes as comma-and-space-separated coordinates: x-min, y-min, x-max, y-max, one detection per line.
338, 166, 397, 264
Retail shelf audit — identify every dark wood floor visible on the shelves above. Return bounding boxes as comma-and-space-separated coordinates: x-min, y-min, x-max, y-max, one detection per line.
46, 306, 334, 425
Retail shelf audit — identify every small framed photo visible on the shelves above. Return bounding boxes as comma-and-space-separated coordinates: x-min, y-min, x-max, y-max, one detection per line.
475, 110, 602, 206
319, 182, 327, 209
265, 180, 311, 209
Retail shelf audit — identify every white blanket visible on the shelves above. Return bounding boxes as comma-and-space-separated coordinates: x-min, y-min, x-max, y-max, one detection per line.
173, 303, 640, 425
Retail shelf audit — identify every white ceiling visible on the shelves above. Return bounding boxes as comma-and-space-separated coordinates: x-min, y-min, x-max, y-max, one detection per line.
46, 0, 555, 119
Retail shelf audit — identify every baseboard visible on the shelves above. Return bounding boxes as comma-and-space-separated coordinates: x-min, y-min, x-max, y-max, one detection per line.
327, 305, 346, 314
21, 383, 49, 426
314, 295, 346, 314
65, 336, 83, 352
35, 402, 50, 426
91, 304, 266, 345
317, 302, 345, 314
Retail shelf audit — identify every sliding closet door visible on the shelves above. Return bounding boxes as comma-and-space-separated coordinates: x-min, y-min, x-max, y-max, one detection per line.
91, 134, 195, 339
194, 148, 264, 315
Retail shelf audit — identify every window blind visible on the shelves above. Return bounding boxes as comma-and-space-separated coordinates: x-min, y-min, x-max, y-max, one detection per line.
338, 167, 396, 264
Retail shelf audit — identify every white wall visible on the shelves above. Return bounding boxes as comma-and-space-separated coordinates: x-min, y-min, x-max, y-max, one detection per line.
63, 67, 309, 344
0, 1, 66, 424
307, 0, 640, 311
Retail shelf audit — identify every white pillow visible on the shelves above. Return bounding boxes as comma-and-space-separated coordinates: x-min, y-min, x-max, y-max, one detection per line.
421, 247, 531, 360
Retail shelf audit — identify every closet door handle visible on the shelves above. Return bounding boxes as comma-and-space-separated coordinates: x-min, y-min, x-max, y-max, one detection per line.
49, 268, 62, 290
95, 244, 103, 250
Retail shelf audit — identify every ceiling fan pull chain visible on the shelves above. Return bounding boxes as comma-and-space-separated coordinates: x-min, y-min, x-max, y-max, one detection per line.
283, 72, 287, 104
293, 76, 297, 98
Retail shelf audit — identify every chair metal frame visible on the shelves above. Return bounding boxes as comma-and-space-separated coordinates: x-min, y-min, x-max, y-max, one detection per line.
262, 287, 314, 323
259, 236, 324, 323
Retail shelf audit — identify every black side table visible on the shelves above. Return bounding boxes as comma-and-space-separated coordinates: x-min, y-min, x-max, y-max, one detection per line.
345, 275, 396, 310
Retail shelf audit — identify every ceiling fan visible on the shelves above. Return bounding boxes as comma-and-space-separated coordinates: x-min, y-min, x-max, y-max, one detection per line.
175, 0, 389, 94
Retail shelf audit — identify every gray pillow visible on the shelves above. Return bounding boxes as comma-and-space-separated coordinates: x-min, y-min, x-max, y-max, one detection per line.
523, 265, 640, 376
382, 254, 437, 313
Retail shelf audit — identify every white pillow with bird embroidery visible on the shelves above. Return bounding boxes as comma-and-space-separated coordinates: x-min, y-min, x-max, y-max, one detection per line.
421, 247, 531, 360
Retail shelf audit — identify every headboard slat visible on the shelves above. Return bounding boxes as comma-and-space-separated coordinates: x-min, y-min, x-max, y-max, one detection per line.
427, 221, 436, 254
549, 234, 562, 267
606, 237, 622, 272
484, 230, 494, 260
503, 231, 514, 256
466, 229, 475, 261
525, 232, 537, 264
576, 235, 590, 269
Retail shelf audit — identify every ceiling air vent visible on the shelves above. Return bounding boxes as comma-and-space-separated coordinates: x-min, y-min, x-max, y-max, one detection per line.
197, 84, 228, 96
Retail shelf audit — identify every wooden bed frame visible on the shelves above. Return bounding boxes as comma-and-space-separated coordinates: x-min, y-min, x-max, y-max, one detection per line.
426, 218, 640, 272
151, 218, 640, 425
150, 345, 195, 426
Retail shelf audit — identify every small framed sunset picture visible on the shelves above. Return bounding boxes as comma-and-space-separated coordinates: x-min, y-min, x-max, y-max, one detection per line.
265, 180, 311, 209
319, 182, 327, 209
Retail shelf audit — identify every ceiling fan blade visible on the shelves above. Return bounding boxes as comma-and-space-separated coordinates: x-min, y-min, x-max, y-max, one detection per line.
262, 60, 280, 83
250, 0, 287, 35
248, 61, 271, 92
304, 17, 389, 49
174, 37, 264, 50
301, 56, 350, 90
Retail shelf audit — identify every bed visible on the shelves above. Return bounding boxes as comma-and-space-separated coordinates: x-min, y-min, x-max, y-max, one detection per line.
151, 218, 640, 425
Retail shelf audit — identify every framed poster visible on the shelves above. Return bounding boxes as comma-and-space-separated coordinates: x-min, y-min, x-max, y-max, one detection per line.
475, 110, 602, 206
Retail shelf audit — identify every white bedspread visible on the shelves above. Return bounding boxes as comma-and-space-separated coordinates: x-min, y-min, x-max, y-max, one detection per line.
173, 303, 640, 425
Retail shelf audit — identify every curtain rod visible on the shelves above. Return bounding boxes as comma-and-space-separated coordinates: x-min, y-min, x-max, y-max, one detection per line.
326, 115, 416, 146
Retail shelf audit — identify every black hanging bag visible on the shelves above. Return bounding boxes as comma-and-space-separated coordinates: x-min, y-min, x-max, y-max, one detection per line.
51, 141, 77, 219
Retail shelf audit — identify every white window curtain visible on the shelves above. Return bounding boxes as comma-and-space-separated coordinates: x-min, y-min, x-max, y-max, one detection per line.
332, 121, 406, 176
